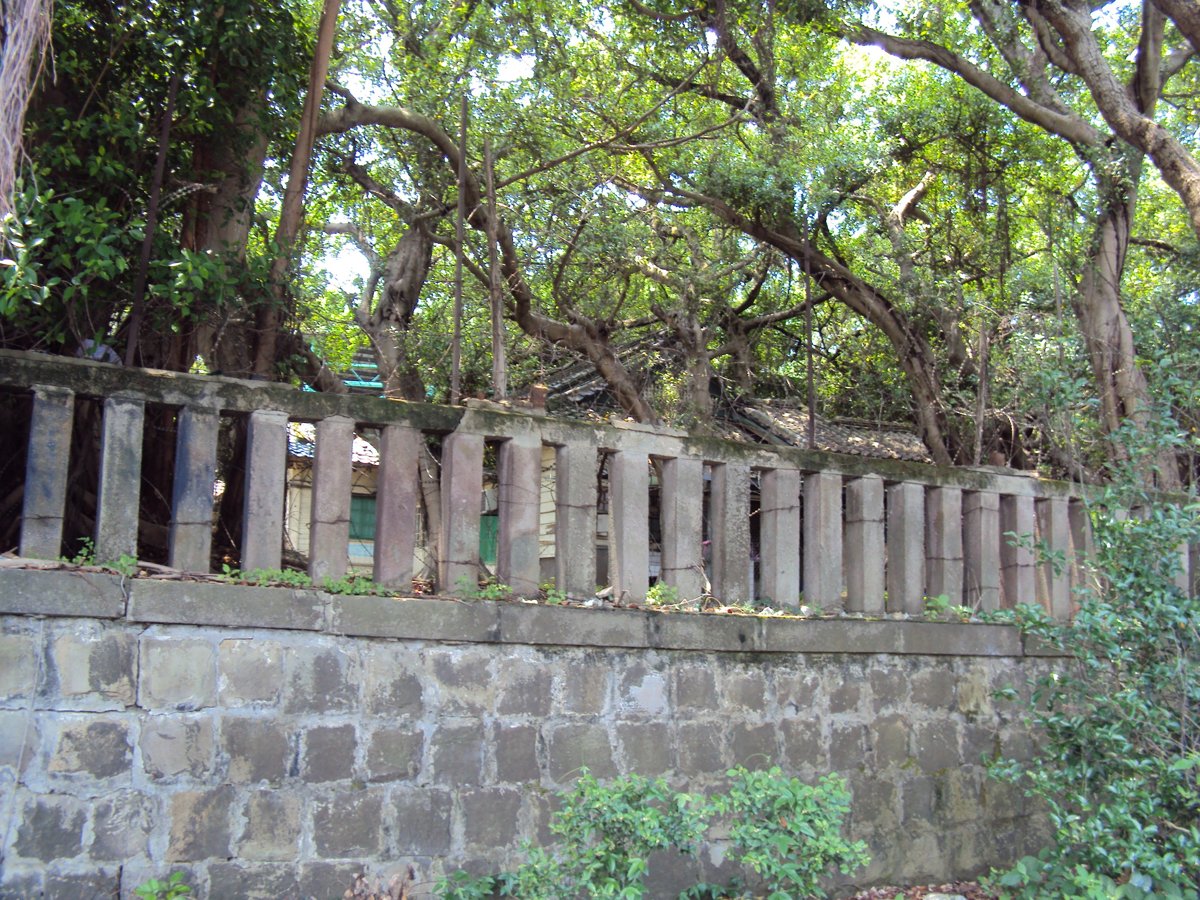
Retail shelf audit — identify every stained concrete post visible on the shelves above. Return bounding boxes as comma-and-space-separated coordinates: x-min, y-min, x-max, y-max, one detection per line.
803, 472, 843, 609
759, 467, 800, 607
374, 424, 421, 590
844, 475, 884, 614
886, 481, 925, 615
710, 462, 751, 602
308, 416, 355, 585
95, 394, 145, 563
925, 487, 963, 604
20, 386, 74, 559
1173, 543, 1191, 595
964, 491, 1000, 612
1067, 500, 1094, 606
242, 410, 289, 572
1035, 497, 1071, 619
609, 449, 649, 603
660, 455, 705, 601
1000, 493, 1036, 608
169, 405, 219, 573
555, 441, 597, 600
439, 430, 485, 596
498, 436, 543, 598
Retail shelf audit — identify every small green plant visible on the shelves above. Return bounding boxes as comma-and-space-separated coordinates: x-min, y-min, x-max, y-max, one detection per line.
540, 581, 569, 605
324, 573, 391, 596
221, 566, 314, 588
454, 575, 513, 601
645, 581, 679, 607
133, 872, 191, 900
922, 594, 973, 622
67, 536, 95, 566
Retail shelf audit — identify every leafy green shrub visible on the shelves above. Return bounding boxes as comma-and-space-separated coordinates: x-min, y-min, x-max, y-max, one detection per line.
988, 481, 1200, 898
714, 767, 870, 899
434, 766, 868, 899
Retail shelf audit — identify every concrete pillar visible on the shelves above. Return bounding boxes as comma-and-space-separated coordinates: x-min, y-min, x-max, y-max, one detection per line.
497, 436, 542, 598
20, 386, 74, 559
242, 409, 288, 572
1035, 497, 1071, 619
1000, 493, 1036, 608
1191, 542, 1199, 599
710, 462, 751, 602
609, 449, 649, 603
844, 475, 884, 614
964, 491, 1001, 612
95, 394, 145, 563
759, 467, 800, 607
169, 405, 219, 573
1173, 543, 1191, 595
803, 471, 843, 609
439, 431, 485, 596
660, 455, 705, 601
1068, 499, 1094, 610
374, 424, 421, 590
308, 415, 355, 585
925, 486, 963, 604
555, 441, 597, 600
886, 481, 925, 615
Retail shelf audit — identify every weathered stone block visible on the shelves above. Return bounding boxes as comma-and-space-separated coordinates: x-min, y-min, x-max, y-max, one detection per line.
772, 670, 821, 714
618, 664, 669, 716
392, 787, 452, 855
90, 789, 156, 860
44, 869, 121, 900
313, 790, 385, 858
869, 667, 909, 711
238, 790, 301, 860
0, 709, 36, 773
48, 626, 135, 706
283, 646, 356, 714
140, 638, 216, 710
500, 603, 648, 648
48, 717, 131, 779
298, 863, 363, 900
495, 658, 552, 717
129, 581, 324, 631
780, 718, 826, 773
871, 714, 910, 767
829, 723, 867, 769
430, 720, 485, 786
0, 631, 35, 698
546, 722, 616, 782
672, 665, 718, 711
461, 787, 523, 850
218, 638, 283, 705
208, 862, 300, 899
0, 568, 125, 618
303, 723, 357, 783
617, 721, 672, 775
332, 593, 501, 642
722, 670, 767, 710
910, 668, 955, 709
554, 657, 609, 714
729, 722, 776, 768
673, 721, 724, 774
365, 725, 424, 783
362, 646, 424, 716
222, 717, 291, 784
140, 714, 215, 779
828, 682, 861, 714
168, 785, 235, 861
428, 648, 495, 715
912, 722, 960, 773
13, 794, 87, 862
493, 722, 539, 784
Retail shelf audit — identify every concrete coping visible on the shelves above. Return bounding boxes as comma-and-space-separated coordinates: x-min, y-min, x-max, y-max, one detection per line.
0, 567, 1042, 658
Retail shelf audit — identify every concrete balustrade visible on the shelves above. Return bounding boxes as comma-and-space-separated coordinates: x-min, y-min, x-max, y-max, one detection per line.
2, 347, 1191, 620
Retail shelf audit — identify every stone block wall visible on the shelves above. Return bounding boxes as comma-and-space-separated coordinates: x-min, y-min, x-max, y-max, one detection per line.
0, 570, 1053, 898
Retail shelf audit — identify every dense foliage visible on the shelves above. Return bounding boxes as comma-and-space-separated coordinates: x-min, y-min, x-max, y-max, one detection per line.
987, 423, 1200, 897
436, 766, 868, 899
4, 0, 1198, 482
